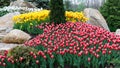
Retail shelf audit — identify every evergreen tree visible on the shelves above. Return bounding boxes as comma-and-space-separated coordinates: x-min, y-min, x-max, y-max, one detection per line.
100, 0, 120, 32
49, 0, 66, 24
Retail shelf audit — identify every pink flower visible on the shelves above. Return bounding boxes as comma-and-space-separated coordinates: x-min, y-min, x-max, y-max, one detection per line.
24, 22, 120, 59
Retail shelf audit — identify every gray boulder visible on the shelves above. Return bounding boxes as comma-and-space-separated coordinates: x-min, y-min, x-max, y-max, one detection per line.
2, 29, 31, 44
115, 29, 120, 36
0, 12, 20, 28
10, 0, 36, 8
83, 8, 110, 31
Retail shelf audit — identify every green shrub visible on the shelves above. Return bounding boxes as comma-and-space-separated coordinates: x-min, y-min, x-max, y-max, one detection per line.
7, 46, 38, 67
0, 0, 10, 8
0, 10, 9, 17
100, 0, 120, 32
49, 0, 66, 24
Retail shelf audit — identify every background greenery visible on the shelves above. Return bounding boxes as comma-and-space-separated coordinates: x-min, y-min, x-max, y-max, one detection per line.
100, 0, 120, 32
25, 0, 50, 9
0, 10, 9, 17
0, 0, 10, 8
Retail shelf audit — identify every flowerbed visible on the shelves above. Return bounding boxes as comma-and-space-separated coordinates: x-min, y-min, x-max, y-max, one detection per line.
13, 10, 88, 23
0, 22, 120, 68
13, 10, 88, 34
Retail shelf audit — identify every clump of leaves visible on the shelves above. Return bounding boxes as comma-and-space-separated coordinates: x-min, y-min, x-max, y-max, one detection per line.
8, 46, 37, 66
100, 0, 120, 32
0, 0, 10, 8
0, 10, 9, 17
108, 51, 120, 67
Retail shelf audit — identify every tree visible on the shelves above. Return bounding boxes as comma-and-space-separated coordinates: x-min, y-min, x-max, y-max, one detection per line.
49, 0, 66, 24
100, 0, 120, 32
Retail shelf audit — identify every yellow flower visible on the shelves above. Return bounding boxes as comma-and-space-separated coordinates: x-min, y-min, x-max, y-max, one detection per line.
13, 10, 88, 24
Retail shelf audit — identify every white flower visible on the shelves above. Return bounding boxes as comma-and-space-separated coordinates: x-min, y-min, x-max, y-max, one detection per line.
0, 6, 43, 13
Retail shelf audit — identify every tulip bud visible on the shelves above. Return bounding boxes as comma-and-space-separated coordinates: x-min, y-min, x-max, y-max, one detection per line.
34, 55, 37, 59
108, 51, 111, 54
88, 57, 91, 62
19, 57, 23, 62
50, 55, 54, 59
36, 60, 39, 64
30, 51, 33, 55
3, 63, 6, 66
43, 56, 46, 59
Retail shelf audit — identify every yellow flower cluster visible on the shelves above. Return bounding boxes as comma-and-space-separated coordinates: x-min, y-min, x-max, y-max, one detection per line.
13, 10, 50, 23
13, 10, 88, 23
65, 11, 88, 22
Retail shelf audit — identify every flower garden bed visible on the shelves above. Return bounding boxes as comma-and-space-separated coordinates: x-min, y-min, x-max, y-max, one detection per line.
13, 10, 88, 35
0, 22, 120, 68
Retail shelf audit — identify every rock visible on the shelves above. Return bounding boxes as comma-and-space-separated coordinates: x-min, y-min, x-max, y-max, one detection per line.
0, 27, 7, 32
2, 29, 31, 44
10, 0, 36, 8
6, 28, 13, 33
83, 8, 110, 31
115, 29, 120, 36
0, 12, 19, 37
0, 43, 23, 51
0, 35, 5, 43
0, 12, 20, 28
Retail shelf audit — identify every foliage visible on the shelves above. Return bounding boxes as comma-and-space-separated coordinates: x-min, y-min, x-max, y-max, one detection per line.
108, 52, 120, 67
76, 3, 86, 12
100, 0, 120, 32
0, 0, 10, 8
13, 21, 44, 35
0, 10, 9, 17
66, 3, 85, 12
25, 0, 50, 9
49, 0, 66, 24
7, 46, 37, 67
13, 10, 88, 34
64, 0, 105, 11
64, 0, 72, 11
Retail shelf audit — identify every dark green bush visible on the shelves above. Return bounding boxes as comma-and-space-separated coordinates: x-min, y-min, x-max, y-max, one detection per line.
49, 0, 66, 24
100, 0, 120, 32
0, 0, 10, 8
0, 10, 9, 17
